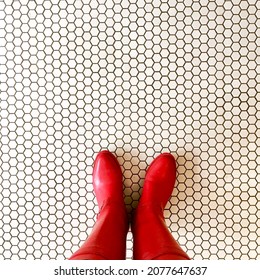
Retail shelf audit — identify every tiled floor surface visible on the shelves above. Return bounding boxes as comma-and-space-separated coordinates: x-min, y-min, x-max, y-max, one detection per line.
0, 0, 259, 259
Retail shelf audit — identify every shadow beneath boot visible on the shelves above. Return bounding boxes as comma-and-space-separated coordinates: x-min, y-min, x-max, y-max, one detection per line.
114, 148, 147, 218
166, 149, 203, 258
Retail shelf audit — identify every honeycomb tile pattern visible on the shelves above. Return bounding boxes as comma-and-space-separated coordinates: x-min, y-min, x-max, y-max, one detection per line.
0, 0, 259, 260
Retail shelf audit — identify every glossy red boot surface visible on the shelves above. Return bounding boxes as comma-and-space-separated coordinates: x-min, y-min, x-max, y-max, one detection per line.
93, 150, 125, 208
69, 150, 128, 260
132, 153, 190, 260
139, 153, 177, 209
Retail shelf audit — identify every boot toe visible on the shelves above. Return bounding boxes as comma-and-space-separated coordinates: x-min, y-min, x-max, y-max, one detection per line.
140, 153, 177, 209
93, 150, 123, 208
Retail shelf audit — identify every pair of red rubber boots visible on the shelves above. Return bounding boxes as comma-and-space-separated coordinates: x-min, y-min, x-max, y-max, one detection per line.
69, 150, 190, 260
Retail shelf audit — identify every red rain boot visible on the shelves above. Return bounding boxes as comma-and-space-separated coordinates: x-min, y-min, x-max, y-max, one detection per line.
132, 153, 190, 260
69, 150, 128, 260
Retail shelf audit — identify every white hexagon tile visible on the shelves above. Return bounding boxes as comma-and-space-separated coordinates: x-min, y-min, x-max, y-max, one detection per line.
0, 0, 259, 260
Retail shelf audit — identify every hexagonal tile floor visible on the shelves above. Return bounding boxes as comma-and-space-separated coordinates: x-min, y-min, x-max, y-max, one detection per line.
0, 0, 259, 260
